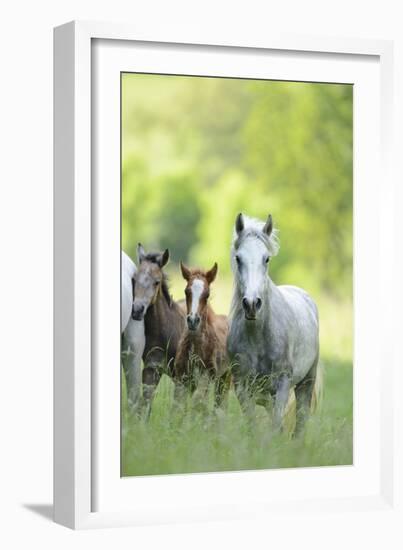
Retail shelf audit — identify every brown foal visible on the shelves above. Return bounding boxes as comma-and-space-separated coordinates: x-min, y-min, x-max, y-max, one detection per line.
174, 262, 230, 407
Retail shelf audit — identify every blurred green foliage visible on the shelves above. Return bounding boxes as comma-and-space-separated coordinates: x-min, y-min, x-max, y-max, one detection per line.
122, 74, 352, 298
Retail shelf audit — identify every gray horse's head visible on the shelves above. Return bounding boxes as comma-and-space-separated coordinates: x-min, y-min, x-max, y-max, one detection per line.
232, 213, 279, 321
131, 243, 170, 320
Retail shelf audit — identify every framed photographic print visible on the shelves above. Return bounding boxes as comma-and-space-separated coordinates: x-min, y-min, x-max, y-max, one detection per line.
54, 21, 396, 529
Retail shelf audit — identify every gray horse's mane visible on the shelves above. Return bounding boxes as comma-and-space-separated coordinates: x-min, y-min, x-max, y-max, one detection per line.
231, 215, 280, 258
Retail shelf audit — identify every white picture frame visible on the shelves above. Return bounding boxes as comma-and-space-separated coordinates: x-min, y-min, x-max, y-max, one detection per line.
54, 20, 396, 530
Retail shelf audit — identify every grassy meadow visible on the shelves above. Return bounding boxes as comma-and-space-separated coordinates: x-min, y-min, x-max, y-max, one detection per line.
121, 74, 353, 476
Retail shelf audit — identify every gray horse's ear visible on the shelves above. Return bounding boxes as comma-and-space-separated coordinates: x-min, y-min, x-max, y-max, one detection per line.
235, 213, 244, 235
180, 261, 191, 281
263, 214, 273, 236
137, 243, 146, 263
206, 262, 218, 284
159, 248, 170, 268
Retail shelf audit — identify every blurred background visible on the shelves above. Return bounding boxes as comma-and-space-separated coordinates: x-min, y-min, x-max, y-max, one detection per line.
122, 73, 353, 369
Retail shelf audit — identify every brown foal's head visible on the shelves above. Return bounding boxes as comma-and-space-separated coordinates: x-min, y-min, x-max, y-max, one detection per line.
180, 262, 218, 331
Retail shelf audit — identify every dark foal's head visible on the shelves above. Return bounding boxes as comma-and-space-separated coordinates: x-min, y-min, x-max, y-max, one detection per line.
180, 262, 218, 331
131, 243, 170, 320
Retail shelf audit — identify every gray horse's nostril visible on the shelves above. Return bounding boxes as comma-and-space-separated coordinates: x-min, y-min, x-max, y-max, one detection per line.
242, 297, 259, 320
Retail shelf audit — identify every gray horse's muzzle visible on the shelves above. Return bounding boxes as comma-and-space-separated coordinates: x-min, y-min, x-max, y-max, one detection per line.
242, 296, 262, 320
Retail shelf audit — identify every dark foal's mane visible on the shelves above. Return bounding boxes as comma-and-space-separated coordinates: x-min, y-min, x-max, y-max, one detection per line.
143, 252, 173, 306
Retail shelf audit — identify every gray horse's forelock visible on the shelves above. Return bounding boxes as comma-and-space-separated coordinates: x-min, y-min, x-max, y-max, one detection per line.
231, 216, 280, 258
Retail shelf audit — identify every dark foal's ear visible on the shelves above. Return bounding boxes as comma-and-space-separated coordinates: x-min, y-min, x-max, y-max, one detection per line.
180, 261, 191, 281
235, 213, 244, 235
263, 214, 273, 236
206, 262, 218, 284
158, 248, 170, 268
137, 243, 146, 263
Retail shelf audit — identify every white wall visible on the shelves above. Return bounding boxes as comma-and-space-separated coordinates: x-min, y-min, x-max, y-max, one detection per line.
0, 1, 401, 548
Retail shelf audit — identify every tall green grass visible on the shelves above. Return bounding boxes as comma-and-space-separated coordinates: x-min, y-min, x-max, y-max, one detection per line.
122, 359, 352, 476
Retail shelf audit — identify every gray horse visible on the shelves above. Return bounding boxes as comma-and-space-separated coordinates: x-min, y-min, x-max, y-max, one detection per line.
121, 251, 144, 413
227, 213, 320, 435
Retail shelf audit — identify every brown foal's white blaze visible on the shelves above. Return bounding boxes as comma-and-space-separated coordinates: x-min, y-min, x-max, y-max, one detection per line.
180, 262, 217, 331
190, 279, 205, 315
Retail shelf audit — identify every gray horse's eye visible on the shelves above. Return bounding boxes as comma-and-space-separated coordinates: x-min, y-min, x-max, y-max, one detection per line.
235, 255, 241, 265
265, 256, 270, 264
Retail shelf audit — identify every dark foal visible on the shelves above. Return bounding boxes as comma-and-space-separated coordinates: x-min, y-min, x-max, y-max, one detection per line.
174, 262, 230, 408
132, 244, 186, 417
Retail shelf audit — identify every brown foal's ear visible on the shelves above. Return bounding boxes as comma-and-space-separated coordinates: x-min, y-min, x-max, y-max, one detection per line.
180, 261, 191, 281
159, 248, 170, 268
206, 262, 218, 284
263, 214, 273, 236
235, 212, 244, 235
